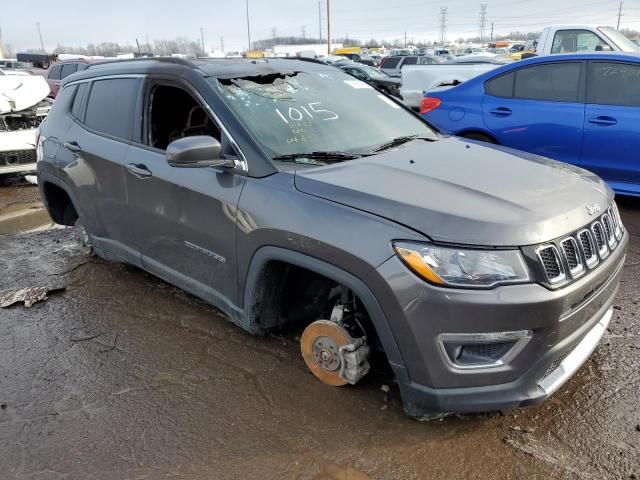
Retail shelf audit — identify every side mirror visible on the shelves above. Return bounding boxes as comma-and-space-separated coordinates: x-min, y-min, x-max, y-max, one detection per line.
166, 136, 236, 169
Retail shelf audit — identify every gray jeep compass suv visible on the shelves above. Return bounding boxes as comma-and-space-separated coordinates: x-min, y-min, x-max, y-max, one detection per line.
37, 58, 627, 418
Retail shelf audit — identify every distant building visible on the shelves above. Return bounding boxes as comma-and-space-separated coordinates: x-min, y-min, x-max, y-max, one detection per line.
273, 43, 343, 58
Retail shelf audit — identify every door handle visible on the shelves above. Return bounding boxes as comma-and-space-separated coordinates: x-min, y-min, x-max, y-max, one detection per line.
64, 141, 81, 152
126, 163, 153, 179
489, 107, 512, 117
588, 116, 617, 126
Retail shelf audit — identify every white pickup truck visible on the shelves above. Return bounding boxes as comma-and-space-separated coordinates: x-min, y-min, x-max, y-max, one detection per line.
400, 62, 501, 110
535, 25, 640, 54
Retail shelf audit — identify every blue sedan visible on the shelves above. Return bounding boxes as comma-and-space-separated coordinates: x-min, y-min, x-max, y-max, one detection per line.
421, 53, 640, 197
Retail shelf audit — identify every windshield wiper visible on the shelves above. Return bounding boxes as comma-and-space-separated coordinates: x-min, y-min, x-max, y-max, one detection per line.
272, 151, 362, 162
370, 135, 433, 153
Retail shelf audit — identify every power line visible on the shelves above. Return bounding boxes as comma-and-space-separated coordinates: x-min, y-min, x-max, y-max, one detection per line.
439, 7, 448, 45
479, 4, 488, 43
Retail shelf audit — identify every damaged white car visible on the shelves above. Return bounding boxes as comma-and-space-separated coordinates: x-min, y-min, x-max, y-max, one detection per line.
0, 72, 52, 175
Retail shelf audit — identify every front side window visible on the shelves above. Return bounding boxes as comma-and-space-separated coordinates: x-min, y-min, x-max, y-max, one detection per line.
551, 30, 608, 53
513, 63, 581, 102
84, 78, 138, 140
587, 62, 640, 107
145, 84, 220, 150
214, 70, 437, 158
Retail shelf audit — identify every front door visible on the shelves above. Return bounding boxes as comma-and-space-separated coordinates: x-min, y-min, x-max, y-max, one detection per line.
482, 61, 585, 166
124, 80, 246, 311
581, 60, 640, 193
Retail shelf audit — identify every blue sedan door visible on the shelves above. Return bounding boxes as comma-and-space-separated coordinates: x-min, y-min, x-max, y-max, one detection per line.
581, 60, 640, 194
482, 61, 585, 165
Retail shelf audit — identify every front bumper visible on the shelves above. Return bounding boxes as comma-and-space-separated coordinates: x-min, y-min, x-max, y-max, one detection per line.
0, 130, 37, 174
374, 232, 627, 417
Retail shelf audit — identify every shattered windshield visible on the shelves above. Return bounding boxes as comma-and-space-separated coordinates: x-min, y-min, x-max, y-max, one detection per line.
213, 70, 437, 160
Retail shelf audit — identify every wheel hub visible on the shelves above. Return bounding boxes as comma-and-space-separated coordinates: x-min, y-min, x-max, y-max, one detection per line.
300, 320, 353, 386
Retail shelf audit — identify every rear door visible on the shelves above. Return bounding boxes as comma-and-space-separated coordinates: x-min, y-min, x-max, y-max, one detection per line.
60, 76, 141, 264
581, 60, 640, 189
482, 61, 585, 165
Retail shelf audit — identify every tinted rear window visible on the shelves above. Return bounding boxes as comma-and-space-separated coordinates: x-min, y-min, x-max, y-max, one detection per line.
587, 62, 640, 107
485, 72, 515, 97
60, 63, 78, 79
48, 64, 62, 80
513, 63, 581, 102
382, 57, 400, 68
84, 78, 138, 140
402, 57, 418, 66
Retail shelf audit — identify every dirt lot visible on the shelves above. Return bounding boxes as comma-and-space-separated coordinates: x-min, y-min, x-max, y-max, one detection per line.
1, 182, 639, 480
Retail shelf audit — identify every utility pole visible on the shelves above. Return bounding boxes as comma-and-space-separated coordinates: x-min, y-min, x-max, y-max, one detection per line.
404, 31, 407, 47
220, 36, 225, 53
146, 34, 150, 54
490, 22, 494, 41
36, 21, 45, 53
479, 4, 488, 44
271, 27, 277, 49
318, 1, 322, 42
617, 1, 623, 30
326, 0, 332, 55
200, 27, 205, 56
245, 0, 251, 51
439, 7, 448, 46
302, 25, 306, 39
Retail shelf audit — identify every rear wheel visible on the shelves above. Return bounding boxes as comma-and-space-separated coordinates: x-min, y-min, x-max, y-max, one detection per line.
460, 132, 496, 144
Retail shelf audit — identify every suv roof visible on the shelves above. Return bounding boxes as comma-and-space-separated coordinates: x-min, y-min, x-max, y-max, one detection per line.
62, 57, 332, 87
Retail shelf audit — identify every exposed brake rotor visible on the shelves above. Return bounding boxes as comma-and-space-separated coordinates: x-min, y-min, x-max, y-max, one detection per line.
300, 320, 354, 387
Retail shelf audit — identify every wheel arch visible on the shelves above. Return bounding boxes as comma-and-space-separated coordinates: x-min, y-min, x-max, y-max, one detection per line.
39, 173, 79, 226
456, 129, 499, 144
242, 246, 407, 373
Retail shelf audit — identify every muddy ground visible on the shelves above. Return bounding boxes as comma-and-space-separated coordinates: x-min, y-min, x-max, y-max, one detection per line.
0, 180, 639, 480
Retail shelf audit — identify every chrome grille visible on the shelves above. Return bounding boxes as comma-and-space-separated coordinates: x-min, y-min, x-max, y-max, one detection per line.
536, 245, 565, 284
578, 229, 598, 268
535, 202, 624, 287
591, 221, 609, 259
601, 213, 616, 249
561, 237, 584, 277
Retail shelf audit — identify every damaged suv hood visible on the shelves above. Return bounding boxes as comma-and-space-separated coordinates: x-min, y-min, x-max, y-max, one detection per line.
294, 138, 613, 246
0, 75, 50, 113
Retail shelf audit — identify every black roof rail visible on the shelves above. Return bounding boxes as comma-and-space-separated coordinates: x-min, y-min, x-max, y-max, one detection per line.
85, 56, 197, 69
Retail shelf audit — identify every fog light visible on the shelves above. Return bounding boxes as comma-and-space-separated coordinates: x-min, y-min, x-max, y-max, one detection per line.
438, 330, 532, 369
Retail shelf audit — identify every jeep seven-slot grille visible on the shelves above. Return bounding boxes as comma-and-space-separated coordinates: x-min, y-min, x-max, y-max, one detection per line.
562, 239, 578, 269
536, 204, 624, 287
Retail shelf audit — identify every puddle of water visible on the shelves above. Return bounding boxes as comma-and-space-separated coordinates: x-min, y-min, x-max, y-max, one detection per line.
0, 201, 53, 235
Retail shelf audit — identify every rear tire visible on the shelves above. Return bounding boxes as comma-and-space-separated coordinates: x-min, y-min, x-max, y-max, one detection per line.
460, 132, 496, 144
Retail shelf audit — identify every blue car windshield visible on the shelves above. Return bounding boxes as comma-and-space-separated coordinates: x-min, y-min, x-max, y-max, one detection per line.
213, 70, 437, 158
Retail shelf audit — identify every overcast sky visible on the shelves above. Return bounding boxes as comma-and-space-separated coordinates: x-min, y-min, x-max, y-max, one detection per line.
2, 0, 638, 52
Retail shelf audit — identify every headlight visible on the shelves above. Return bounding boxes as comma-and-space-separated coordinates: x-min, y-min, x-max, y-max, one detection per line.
393, 241, 530, 288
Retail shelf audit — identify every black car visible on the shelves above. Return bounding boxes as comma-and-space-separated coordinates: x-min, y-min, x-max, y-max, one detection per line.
336, 63, 402, 98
